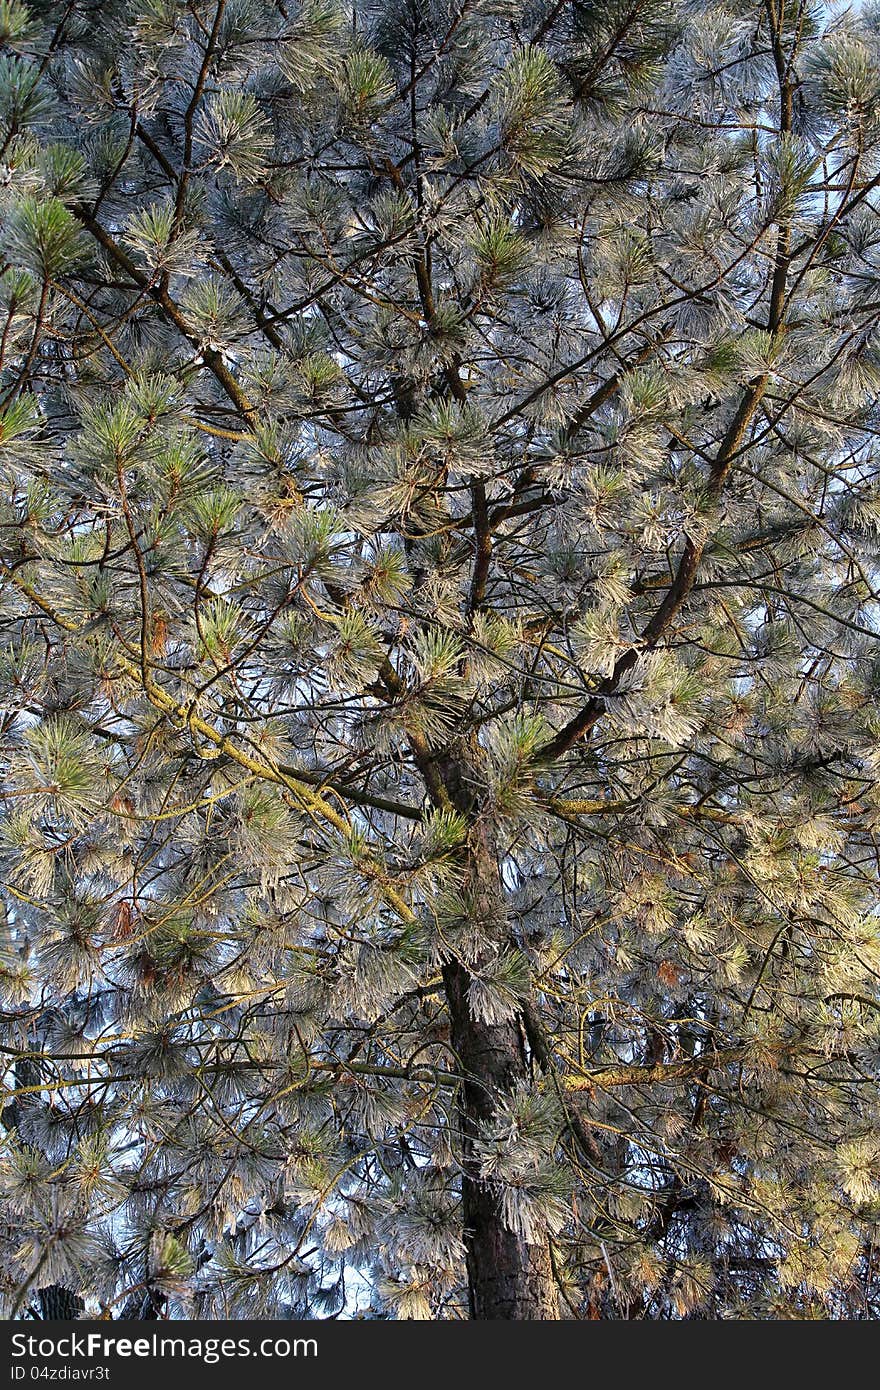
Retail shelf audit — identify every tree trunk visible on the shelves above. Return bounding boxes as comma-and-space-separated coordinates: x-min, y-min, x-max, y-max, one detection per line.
3, 1056, 82, 1320
435, 796, 559, 1319
427, 749, 560, 1318
444, 959, 560, 1318
36, 1285, 83, 1320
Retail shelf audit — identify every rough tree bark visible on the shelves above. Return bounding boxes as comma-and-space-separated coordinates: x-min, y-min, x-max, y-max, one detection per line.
443, 959, 560, 1318
3, 1057, 82, 1319
437, 765, 560, 1319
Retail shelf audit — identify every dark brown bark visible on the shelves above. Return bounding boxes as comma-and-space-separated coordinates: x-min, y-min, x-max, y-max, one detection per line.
443, 958, 560, 1319
436, 804, 560, 1320
3, 1057, 82, 1320
36, 1286, 84, 1320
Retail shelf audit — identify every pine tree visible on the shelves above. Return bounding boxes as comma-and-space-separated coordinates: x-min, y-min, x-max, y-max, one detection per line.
2, 0, 880, 1321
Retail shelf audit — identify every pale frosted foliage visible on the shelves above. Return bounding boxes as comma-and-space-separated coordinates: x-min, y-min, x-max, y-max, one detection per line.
0, 0, 879, 1325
